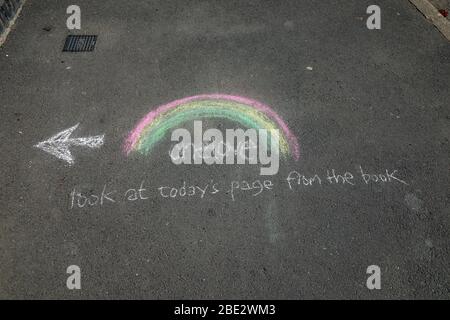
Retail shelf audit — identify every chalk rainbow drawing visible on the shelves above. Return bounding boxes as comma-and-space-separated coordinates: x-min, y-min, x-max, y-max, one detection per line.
124, 94, 300, 160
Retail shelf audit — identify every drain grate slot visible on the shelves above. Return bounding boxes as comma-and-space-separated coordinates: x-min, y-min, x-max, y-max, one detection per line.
63, 35, 97, 52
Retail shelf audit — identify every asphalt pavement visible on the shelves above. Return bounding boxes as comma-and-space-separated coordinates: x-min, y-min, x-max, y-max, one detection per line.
0, 0, 449, 299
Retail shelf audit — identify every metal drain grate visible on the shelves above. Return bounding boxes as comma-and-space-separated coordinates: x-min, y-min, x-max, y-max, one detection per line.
63, 35, 97, 52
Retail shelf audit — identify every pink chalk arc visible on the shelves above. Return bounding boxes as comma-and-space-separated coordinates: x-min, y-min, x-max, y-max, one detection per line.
125, 94, 300, 160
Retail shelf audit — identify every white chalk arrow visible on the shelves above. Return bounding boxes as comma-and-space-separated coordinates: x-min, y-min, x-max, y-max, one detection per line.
35, 123, 104, 165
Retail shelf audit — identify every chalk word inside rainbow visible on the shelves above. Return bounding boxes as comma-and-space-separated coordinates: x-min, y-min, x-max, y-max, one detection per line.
170, 120, 279, 175
124, 94, 300, 175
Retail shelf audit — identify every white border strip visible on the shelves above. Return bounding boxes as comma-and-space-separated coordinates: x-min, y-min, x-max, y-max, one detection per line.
409, 0, 450, 41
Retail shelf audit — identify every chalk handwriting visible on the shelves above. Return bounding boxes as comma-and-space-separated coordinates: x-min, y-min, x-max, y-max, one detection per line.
158, 180, 220, 199
70, 184, 116, 209
67, 166, 409, 209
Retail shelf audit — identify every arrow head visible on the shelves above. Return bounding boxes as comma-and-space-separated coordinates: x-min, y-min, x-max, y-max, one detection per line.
35, 123, 80, 165
35, 123, 104, 165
